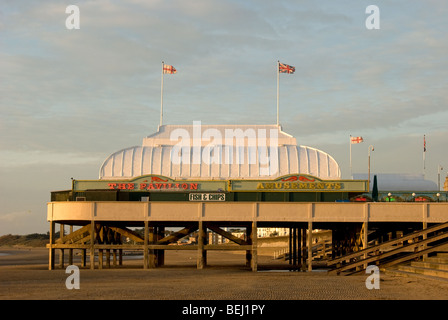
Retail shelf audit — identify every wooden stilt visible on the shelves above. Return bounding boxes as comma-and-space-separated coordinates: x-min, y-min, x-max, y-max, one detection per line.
82, 249, 86, 267
98, 249, 103, 269
288, 227, 292, 265
105, 249, 110, 268
308, 221, 313, 271
144, 220, 149, 269
301, 228, 307, 271
245, 224, 252, 267
251, 221, 258, 272
49, 221, 55, 270
68, 225, 73, 266
292, 227, 297, 266
59, 224, 65, 268
362, 222, 368, 269
197, 222, 206, 269
154, 226, 159, 266
90, 222, 95, 270
113, 249, 117, 266
148, 227, 156, 268
297, 228, 302, 269
158, 226, 165, 266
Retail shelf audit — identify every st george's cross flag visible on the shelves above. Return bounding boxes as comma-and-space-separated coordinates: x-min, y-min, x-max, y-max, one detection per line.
163, 64, 177, 74
351, 136, 364, 144
278, 62, 295, 74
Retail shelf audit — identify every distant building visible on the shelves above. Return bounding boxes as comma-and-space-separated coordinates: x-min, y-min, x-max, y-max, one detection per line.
257, 227, 289, 238
353, 173, 446, 202
353, 173, 438, 191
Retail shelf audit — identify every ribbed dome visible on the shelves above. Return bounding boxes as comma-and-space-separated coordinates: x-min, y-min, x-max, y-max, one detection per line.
99, 125, 341, 180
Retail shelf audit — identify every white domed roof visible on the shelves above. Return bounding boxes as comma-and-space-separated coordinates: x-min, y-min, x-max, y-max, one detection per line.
99, 124, 341, 180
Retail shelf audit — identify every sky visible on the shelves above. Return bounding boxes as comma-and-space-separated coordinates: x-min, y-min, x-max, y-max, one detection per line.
1, 0, 447, 235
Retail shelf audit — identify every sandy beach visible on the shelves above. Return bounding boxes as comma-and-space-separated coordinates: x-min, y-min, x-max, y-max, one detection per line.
1, 246, 448, 302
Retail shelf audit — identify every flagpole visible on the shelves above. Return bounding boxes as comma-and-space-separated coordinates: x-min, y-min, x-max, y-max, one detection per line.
350, 135, 352, 179
423, 134, 426, 177
160, 61, 164, 127
277, 60, 279, 126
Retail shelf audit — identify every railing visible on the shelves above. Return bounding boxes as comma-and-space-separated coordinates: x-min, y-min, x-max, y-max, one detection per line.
48, 201, 448, 223
327, 221, 448, 275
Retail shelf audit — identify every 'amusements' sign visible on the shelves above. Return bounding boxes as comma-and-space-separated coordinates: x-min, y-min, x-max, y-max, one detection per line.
230, 175, 368, 192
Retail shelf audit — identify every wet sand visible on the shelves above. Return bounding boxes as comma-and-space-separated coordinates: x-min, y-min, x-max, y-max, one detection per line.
1, 246, 448, 301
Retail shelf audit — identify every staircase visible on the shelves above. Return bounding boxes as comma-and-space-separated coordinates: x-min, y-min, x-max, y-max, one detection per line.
385, 253, 448, 281
327, 221, 448, 276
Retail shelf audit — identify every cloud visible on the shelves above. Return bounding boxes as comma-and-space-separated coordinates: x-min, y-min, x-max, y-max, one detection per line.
1, 1, 447, 235
0, 210, 32, 223
0, 150, 103, 168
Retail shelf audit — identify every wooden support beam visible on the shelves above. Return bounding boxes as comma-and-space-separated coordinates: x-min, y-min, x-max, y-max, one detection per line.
59, 224, 65, 269
328, 220, 448, 266
246, 225, 252, 267
207, 225, 248, 245
98, 225, 104, 244
79, 235, 92, 244
105, 249, 110, 268
331, 234, 448, 275
301, 228, 306, 271
149, 245, 198, 250
109, 226, 144, 243
144, 220, 149, 269
56, 224, 91, 244
157, 226, 165, 266
81, 249, 86, 267
251, 221, 257, 272
204, 245, 252, 250
113, 249, 117, 266
48, 243, 143, 250
157, 225, 198, 245
98, 249, 103, 269
297, 227, 300, 266
68, 225, 73, 265
90, 221, 95, 270
197, 221, 206, 269
288, 227, 292, 265
308, 221, 313, 271
149, 227, 156, 268
292, 227, 297, 266
48, 221, 55, 270
362, 222, 368, 269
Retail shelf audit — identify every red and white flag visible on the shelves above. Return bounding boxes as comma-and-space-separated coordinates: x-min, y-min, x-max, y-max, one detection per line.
350, 136, 364, 144
279, 62, 295, 74
163, 64, 177, 74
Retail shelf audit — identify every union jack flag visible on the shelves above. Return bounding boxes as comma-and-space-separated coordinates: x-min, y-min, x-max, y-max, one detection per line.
279, 62, 295, 74
163, 64, 177, 74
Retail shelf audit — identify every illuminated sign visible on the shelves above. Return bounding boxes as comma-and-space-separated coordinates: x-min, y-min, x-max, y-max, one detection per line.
230, 175, 368, 192
73, 175, 227, 193
72, 174, 368, 193
108, 182, 198, 191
